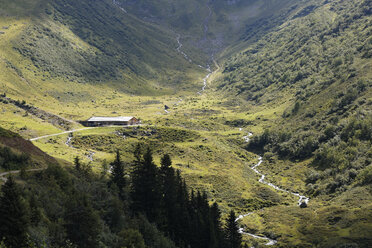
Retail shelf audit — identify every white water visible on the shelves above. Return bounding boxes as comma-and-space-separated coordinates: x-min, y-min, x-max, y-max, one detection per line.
65, 136, 74, 148
176, 33, 211, 95
112, 0, 127, 13
236, 134, 310, 245
176, 34, 193, 63
87, 151, 95, 162
174, 98, 183, 106
175, 1, 215, 96
235, 213, 277, 245
243, 132, 253, 142
251, 157, 309, 206
197, 67, 212, 95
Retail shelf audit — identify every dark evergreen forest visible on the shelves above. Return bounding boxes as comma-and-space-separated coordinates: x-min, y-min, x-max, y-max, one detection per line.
0, 145, 242, 248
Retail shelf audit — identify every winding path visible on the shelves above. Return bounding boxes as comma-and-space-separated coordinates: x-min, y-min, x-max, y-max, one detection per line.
29, 125, 143, 142
0, 168, 45, 182
29, 128, 96, 141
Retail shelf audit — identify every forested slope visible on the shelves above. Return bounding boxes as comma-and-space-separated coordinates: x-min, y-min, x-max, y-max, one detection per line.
0, 128, 243, 248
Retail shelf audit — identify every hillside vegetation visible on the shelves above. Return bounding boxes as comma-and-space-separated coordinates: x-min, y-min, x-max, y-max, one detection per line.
215, 0, 372, 246
0, 0, 205, 96
0, 0, 371, 247
220, 0, 372, 192
0, 127, 56, 171
117, 0, 297, 56
0, 129, 244, 248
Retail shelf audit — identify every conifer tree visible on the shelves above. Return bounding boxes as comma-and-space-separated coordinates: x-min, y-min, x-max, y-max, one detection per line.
133, 143, 142, 163
225, 210, 242, 248
131, 147, 161, 223
0, 176, 30, 248
173, 171, 190, 246
110, 150, 126, 199
160, 154, 172, 169
159, 154, 177, 233
74, 156, 81, 171
100, 159, 109, 178
210, 202, 224, 248
64, 192, 101, 248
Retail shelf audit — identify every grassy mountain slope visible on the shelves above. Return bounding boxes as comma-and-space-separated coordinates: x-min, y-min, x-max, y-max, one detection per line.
0, 0, 208, 143
214, 0, 372, 246
0, 0, 205, 96
0, 0, 371, 246
117, 0, 298, 57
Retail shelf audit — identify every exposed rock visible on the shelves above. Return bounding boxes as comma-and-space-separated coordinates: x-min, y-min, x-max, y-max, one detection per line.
300, 201, 308, 208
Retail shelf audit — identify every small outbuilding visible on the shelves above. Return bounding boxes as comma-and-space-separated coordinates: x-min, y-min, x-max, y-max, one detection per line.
80, 116, 139, 127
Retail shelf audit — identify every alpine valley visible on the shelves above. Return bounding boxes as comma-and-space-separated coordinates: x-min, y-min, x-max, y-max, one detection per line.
0, 0, 371, 247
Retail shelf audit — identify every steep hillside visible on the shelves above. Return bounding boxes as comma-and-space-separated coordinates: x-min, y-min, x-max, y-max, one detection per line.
214, 0, 372, 246
116, 0, 298, 57
1, 127, 229, 248
0, 0, 205, 96
0, 0, 371, 247
0, 127, 57, 172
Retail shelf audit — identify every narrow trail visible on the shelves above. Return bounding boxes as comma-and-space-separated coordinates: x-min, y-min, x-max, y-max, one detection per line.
0, 168, 45, 182
29, 127, 96, 141
30, 125, 142, 162
29, 125, 143, 142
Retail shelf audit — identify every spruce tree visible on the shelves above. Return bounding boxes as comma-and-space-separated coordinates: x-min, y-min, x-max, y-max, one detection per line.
74, 156, 81, 171
225, 210, 242, 248
64, 192, 101, 248
0, 176, 30, 248
100, 159, 109, 178
172, 170, 190, 246
133, 143, 142, 163
131, 147, 161, 223
160, 154, 172, 169
110, 150, 126, 199
210, 202, 224, 248
159, 154, 176, 233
